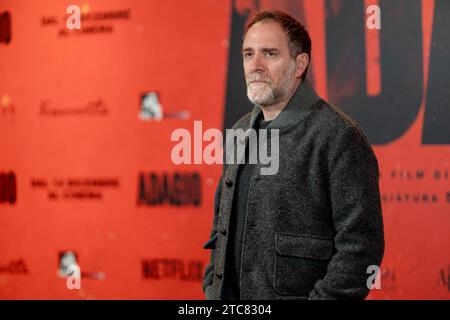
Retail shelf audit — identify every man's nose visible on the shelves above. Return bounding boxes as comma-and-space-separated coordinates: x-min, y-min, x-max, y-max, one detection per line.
248, 53, 265, 73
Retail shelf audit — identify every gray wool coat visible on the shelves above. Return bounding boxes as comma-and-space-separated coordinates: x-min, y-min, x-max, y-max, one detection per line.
202, 79, 385, 300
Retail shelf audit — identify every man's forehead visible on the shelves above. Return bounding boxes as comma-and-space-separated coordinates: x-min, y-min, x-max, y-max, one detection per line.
243, 21, 289, 49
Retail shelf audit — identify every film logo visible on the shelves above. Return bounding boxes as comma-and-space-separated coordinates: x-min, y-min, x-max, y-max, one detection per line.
0, 11, 11, 44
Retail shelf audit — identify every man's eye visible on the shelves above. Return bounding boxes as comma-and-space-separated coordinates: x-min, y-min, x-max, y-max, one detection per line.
244, 52, 252, 58
266, 51, 276, 57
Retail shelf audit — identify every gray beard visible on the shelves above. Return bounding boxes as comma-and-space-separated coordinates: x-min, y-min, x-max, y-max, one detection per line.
246, 61, 297, 107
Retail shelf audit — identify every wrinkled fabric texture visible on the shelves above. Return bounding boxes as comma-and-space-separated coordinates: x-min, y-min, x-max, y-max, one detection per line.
223, 115, 271, 300
202, 79, 385, 300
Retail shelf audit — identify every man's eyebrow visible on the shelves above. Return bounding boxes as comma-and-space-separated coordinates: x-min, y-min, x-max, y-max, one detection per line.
242, 47, 279, 53
262, 48, 279, 53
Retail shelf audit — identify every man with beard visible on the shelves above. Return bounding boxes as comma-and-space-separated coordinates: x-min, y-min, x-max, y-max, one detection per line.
202, 10, 384, 300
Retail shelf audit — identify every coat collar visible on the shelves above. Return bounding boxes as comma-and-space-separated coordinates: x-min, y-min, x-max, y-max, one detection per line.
247, 79, 322, 130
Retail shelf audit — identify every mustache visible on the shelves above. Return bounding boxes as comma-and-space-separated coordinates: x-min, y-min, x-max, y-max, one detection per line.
246, 74, 272, 85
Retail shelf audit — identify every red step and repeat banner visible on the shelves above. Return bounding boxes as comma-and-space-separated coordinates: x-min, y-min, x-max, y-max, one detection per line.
0, 0, 449, 299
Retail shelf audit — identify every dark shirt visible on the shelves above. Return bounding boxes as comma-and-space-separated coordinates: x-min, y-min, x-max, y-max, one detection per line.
223, 114, 271, 299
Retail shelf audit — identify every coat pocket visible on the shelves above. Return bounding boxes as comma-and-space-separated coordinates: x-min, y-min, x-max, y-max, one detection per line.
273, 233, 334, 297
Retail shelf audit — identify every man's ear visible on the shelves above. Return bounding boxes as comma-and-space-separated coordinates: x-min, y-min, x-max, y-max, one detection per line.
295, 53, 309, 79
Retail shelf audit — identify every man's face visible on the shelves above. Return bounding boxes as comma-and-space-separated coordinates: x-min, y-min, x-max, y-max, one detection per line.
243, 21, 299, 107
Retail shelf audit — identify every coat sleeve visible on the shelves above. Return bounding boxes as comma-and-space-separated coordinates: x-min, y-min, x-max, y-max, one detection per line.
202, 176, 222, 294
309, 126, 385, 300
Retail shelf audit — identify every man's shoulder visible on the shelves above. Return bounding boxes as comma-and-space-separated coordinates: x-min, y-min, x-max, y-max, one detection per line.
310, 99, 369, 144
229, 111, 253, 130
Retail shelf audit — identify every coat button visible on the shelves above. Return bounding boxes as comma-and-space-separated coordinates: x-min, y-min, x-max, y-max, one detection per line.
219, 227, 227, 236
225, 179, 233, 187
215, 271, 223, 279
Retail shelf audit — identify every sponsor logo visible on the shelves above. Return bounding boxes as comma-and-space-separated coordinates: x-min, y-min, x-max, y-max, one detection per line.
137, 172, 201, 207
41, 6, 130, 37
39, 99, 108, 117
0, 258, 28, 275
139, 92, 190, 121
31, 177, 119, 201
58, 251, 105, 283
142, 258, 203, 282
